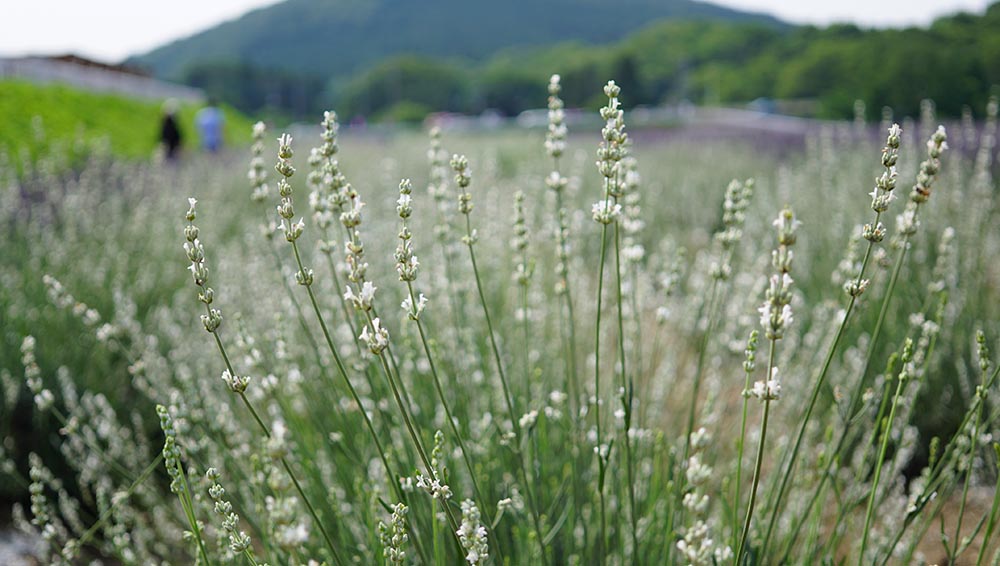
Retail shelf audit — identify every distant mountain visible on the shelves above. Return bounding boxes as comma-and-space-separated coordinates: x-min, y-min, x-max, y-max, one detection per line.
129, 0, 785, 80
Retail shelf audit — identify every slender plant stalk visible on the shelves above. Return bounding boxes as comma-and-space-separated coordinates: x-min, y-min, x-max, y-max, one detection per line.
554, 187, 580, 424
952, 416, 982, 560
360, 311, 463, 536
683, 280, 720, 462
760, 121, 914, 557
878, 361, 1000, 565
263, 217, 327, 361
462, 210, 549, 565
265, 150, 430, 557
593, 204, 611, 564
777, 349, 897, 562
778, 201, 935, 558
734, 382, 751, 547
736, 342, 776, 563
404, 280, 505, 564
521, 285, 530, 395
733, 331, 758, 549
975, 445, 1000, 566
552, 164, 586, 559
208, 315, 347, 566
178, 464, 214, 566
465, 216, 520, 432
669, 280, 721, 549
614, 212, 640, 561
758, 212, 880, 556
951, 335, 991, 562
284, 239, 441, 564
74, 454, 163, 552
858, 340, 912, 565
318, 225, 365, 355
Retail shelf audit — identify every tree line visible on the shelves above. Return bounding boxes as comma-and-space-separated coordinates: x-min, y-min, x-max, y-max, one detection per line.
184, 3, 1000, 123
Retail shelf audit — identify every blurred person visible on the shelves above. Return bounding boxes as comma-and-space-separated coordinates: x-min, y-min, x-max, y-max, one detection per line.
196, 98, 225, 152
159, 99, 183, 161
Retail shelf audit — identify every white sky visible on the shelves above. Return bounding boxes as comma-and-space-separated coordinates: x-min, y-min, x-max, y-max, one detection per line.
712, 0, 991, 27
1, 0, 282, 61
0, 0, 992, 63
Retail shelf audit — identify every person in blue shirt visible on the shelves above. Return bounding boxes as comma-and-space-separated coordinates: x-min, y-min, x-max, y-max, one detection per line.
195, 98, 224, 152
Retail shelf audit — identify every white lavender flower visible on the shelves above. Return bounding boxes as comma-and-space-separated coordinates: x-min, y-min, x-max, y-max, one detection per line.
546, 74, 567, 159
519, 409, 539, 430
414, 471, 452, 501
344, 281, 377, 311
206, 468, 253, 555
760, 208, 798, 340
401, 293, 428, 320
359, 318, 390, 354
249, 121, 269, 202
592, 200, 623, 224
220, 370, 250, 394
750, 367, 782, 402
379, 503, 409, 565
456, 500, 489, 566
910, 125, 948, 204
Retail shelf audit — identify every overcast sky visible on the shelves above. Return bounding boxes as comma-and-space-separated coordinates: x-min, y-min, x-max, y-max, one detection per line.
1, 0, 992, 63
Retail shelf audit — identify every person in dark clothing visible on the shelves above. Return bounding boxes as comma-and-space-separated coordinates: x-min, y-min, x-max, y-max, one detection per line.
160, 99, 183, 161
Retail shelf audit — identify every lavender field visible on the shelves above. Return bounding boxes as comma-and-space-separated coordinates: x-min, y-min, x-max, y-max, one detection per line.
2, 78, 1000, 565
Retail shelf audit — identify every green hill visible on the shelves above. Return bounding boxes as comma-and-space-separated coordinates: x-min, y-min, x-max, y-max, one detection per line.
130, 0, 999, 122
130, 0, 784, 81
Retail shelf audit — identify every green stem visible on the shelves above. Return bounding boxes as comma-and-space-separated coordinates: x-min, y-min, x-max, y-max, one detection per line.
75, 454, 163, 552
554, 189, 580, 425
759, 211, 882, 556
878, 362, 1000, 565
953, 377, 988, 560
858, 373, 908, 564
594, 216, 610, 564
406, 281, 505, 564
777, 218, 921, 557
464, 216, 520, 435
614, 217, 639, 562
177, 456, 213, 566
736, 341, 776, 564
318, 226, 365, 357
553, 185, 584, 558
208, 323, 347, 566
264, 222, 327, 364
683, 279, 721, 462
733, 360, 754, 549
975, 445, 1000, 566
361, 311, 464, 550
461, 215, 549, 564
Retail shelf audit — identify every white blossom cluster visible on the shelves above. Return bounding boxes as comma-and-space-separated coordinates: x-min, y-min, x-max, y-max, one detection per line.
206, 468, 254, 556
456, 499, 489, 566
248, 121, 269, 203
378, 502, 409, 565
758, 208, 799, 342
868, 123, 901, 215
677, 428, 733, 565
183, 198, 224, 333
545, 74, 567, 159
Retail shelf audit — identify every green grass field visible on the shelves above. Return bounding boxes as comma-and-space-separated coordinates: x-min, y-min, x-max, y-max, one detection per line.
0, 80, 253, 166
